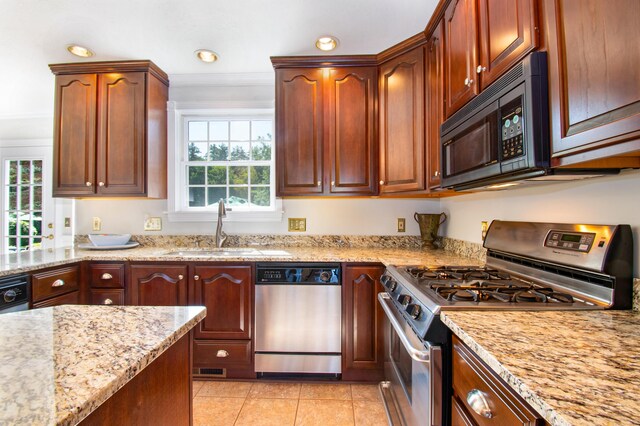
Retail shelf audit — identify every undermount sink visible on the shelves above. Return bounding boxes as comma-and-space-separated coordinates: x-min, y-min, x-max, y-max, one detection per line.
162, 248, 262, 257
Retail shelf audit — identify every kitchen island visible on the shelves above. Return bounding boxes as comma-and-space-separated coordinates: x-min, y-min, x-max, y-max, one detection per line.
442, 310, 640, 426
0, 305, 205, 425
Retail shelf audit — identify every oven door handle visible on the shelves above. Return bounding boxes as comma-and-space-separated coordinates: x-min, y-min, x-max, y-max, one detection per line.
378, 292, 431, 363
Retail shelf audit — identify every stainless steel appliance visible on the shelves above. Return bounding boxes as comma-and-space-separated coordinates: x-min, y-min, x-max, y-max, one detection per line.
440, 52, 617, 191
255, 264, 341, 375
0, 274, 30, 314
379, 221, 632, 425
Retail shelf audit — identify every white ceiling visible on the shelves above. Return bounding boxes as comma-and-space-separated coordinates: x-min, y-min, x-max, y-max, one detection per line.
0, 0, 438, 120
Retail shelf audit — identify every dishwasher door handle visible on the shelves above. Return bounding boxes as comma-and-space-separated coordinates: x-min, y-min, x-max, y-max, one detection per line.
378, 292, 431, 363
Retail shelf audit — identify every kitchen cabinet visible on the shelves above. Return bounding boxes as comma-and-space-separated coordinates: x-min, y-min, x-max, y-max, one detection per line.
191, 264, 254, 378
545, 0, 640, 167
31, 264, 80, 306
129, 264, 188, 306
452, 335, 544, 425
342, 264, 385, 381
378, 44, 426, 193
444, 0, 538, 117
49, 61, 169, 198
426, 20, 445, 189
88, 262, 126, 306
273, 60, 378, 196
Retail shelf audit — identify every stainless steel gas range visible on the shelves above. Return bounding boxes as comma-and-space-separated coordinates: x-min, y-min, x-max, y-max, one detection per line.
378, 221, 633, 426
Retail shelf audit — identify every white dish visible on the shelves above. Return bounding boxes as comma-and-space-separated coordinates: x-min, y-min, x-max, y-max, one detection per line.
88, 233, 132, 246
78, 242, 140, 250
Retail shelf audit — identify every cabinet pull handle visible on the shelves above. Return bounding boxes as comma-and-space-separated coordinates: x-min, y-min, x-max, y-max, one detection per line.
216, 350, 229, 358
379, 180, 385, 185
85, 182, 92, 187
194, 275, 200, 281
476, 65, 487, 74
178, 274, 184, 280
101, 273, 113, 280
98, 182, 105, 187
466, 389, 493, 418
104, 298, 113, 305
52, 279, 65, 288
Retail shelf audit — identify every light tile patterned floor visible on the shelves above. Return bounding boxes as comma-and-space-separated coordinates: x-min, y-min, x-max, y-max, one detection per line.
193, 381, 388, 426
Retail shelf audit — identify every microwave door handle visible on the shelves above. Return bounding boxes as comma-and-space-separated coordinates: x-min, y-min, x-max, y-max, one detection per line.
378, 293, 431, 363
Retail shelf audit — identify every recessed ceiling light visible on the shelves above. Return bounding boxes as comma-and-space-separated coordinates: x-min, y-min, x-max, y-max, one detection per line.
195, 49, 219, 63
66, 44, 94, 58
315, 36, 339, 51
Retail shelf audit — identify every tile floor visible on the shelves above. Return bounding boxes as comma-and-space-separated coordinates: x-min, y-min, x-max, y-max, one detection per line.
193, 380, 388, 426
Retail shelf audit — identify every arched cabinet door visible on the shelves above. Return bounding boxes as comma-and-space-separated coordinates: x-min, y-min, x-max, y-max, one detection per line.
129, 264, 188, 306
192, 265, 252, 340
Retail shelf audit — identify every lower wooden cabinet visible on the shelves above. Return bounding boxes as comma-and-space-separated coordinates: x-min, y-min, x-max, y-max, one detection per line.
452, 335, 544, 425
31, 265, 80, 304
342, 264, 385, 381
90, 289, 125, 306
129, 264, 188, 306
32, 290, 79, 308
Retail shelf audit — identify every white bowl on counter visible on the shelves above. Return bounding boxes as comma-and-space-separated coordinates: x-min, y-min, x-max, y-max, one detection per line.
88, 234, 132, 246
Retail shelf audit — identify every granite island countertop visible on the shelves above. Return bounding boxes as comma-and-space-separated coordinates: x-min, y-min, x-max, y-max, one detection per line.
0, 245, 482, 277
0, 305, 206, 426
442, 310, 640, 426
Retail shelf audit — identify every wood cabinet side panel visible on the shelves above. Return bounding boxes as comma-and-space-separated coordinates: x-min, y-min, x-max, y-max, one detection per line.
146, 73, 169, 199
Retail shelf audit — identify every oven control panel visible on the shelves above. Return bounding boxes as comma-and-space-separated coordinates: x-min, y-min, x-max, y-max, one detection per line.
544, 231, 596, 252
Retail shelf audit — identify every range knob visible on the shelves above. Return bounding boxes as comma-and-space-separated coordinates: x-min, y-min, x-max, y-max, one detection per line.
406, 304, 421, 319
319, 271, 332, 282
3, 289, 16, 303
397, 294, 412, 306
381, 274, 398, 291
387, 279, 398, 292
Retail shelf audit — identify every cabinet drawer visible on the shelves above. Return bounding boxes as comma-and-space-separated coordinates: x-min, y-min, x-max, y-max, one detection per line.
90, 289, 125, 306
32, 290, 79, 308
193, 340, 252, 368
452, 336, 542, 425
89, 263, 125, 288
32, 266, 80, 303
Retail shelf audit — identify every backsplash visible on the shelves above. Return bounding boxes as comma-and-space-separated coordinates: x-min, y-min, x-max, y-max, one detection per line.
634, 279, 640, 312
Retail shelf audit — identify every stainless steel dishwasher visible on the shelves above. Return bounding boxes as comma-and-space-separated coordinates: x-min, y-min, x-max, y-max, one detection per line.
255, 263, 341, 375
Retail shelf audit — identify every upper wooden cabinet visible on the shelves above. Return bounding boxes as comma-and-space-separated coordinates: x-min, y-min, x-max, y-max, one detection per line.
378, 44, 426, 194
49, 61, 169, 198
545, 0, 640, 165
426, 21, 446, 189
444, 0, 538, 117
273, 60, 378, 196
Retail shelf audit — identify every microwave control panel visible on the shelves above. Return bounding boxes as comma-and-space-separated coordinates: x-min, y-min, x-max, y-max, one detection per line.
500, 97, 524, 161
544, 231, 596, 252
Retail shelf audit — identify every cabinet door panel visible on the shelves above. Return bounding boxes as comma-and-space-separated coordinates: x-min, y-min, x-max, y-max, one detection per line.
379, 48, 425, 193
427, 22, 445, 189
478, 0, 538, 89
444, 0, 479, 117
547, 0, 640, 157
193, 265, 252, 340
276, 69, 324, 195
342, 265, 384, 381
32, 290, 79, 308
97, 72, 146, 196
327, 67, 378, 195
53, 74, 96, 196
129, 265, 187, 306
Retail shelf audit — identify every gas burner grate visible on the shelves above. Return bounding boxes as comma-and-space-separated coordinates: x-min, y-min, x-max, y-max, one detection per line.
406, 266, 512, 282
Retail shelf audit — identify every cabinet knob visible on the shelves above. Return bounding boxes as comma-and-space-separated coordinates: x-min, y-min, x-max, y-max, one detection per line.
178, 274, 184, 280
466, 389, 493, 418
98, 182, 105, 187
194, 275, 200, 281
476, 65, 487, 74
464, 77, 474, 87
216, 350, 229, 358
51, 279, 65, 288
85, 182, 92, 187
331, 181, 335, 186
379, 180, 385, 185
101, 273, 113, 280
317, 181, 321, 187
103, 298, 113, 305
434, 171, 440, 177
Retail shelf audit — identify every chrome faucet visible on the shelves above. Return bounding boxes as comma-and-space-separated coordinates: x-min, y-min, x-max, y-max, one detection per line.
215, 199, 227, 248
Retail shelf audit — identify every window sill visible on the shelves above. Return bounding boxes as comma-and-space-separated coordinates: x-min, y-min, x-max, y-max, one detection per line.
167, 209, 284, 223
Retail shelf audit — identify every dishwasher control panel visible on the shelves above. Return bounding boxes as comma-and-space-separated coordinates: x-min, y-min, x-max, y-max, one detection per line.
256, 264, 340, 284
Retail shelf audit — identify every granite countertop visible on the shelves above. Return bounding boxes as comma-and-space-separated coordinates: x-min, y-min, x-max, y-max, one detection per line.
0, 305, 206, 426
442, 310, 640, 426
0, 245, 481, 277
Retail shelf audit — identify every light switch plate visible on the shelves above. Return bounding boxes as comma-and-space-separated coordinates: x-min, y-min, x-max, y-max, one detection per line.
92, 217, 101, 231
288, 218, 306, 232
144, 217, 162, 231
397, 218, 406, 232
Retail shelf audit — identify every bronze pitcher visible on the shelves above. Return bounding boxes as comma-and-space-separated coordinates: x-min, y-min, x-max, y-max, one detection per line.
414, 212, 447, 249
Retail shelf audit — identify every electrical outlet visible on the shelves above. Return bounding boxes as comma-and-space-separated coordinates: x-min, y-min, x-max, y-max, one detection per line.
397, 218, 406, 232
92, 217, 101, 231
481, 221, 489, 240
144, 217, 162, 231
288, 218, 306, 232
64, 217, 71, 228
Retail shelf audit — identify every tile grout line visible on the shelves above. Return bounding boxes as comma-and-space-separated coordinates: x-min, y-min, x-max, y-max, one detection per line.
232, 382, 252, 426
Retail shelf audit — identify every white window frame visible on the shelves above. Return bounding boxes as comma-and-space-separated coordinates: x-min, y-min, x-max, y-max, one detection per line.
167, 102, 283, 222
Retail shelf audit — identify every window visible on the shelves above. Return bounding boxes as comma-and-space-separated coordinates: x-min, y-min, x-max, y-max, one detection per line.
167, 104, 281, 222
3, 159, 43, 253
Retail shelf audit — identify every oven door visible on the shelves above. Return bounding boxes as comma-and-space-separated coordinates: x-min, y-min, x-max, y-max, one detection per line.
378, 293, 442, 426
